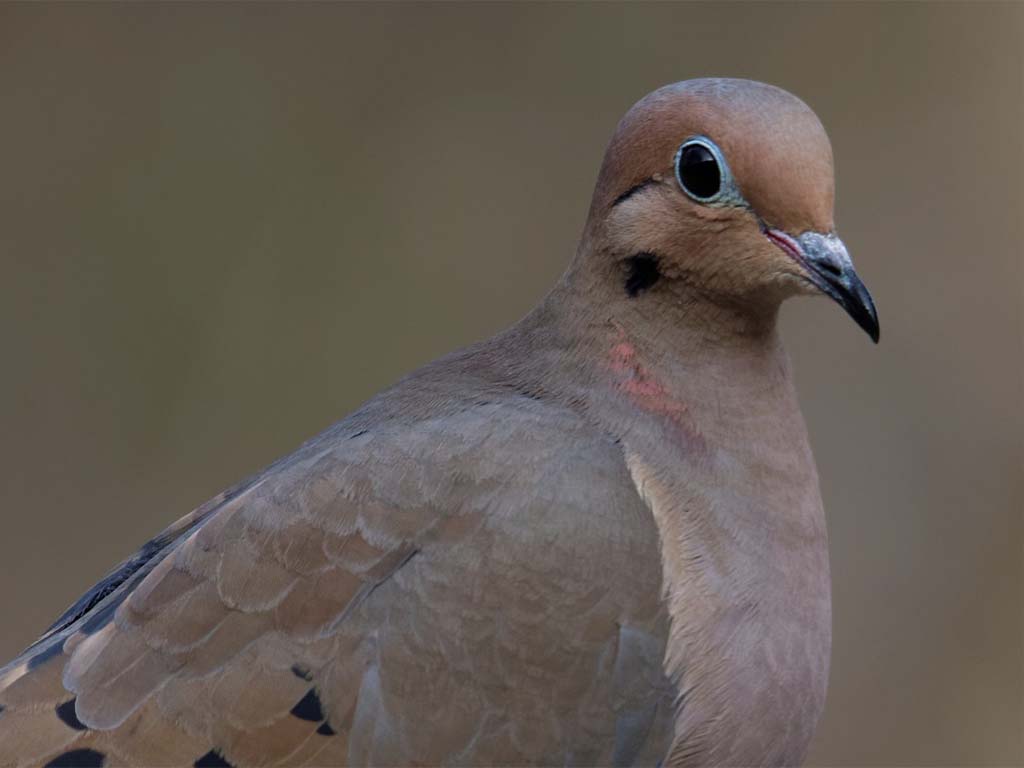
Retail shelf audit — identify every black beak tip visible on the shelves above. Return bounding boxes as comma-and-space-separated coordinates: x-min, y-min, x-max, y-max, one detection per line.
845, 289, 880, 344
774, 229, 881, 345
865, 317, 881, 344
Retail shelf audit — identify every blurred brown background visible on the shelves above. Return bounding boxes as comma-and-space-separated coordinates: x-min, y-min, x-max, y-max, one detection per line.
0, 3, 1020, 765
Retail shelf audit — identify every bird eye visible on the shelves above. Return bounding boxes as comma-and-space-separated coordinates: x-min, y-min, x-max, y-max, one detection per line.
674, 137, 725, 202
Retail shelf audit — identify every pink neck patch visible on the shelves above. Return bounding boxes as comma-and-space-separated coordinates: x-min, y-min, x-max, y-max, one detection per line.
607, 328, 700, 428
607, 331, 707, 454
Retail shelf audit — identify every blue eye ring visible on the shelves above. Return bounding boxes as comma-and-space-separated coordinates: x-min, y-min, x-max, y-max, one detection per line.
673, 136, 744, 207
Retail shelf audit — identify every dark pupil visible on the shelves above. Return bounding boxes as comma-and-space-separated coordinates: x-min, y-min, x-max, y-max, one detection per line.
678, 144, 721, 199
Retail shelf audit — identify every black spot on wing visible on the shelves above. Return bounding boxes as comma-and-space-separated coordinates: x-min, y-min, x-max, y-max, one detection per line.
27, 638, 64, 670
45, 749, 105, 768
194, 749, 233, 767
55, 698, 87, 731
316, 721, 337, 736
291, 663, 313, 681
290, 688, 325, 722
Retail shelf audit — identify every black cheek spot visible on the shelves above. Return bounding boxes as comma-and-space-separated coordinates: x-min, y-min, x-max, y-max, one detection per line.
316, 721, 337, 736
290, 663, 313, 681
55, 698, 87, 731
290, 688, 325, 722
624, 253, 662, 297
45, 749, 105, 768
194, 749, 233, 768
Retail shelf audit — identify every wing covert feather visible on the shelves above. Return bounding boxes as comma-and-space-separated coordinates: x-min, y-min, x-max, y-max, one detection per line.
0, 401, 674, 766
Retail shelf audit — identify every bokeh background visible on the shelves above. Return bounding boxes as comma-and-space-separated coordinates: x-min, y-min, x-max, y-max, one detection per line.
1, 3, 1020, 765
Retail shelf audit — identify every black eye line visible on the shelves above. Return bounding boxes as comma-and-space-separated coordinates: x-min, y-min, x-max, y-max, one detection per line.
611, 177, 658, 207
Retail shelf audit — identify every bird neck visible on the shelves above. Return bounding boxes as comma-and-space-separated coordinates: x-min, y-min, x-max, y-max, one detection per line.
490, 269, 831, 764
505, 263, 791, 413
488, 274, 819, 523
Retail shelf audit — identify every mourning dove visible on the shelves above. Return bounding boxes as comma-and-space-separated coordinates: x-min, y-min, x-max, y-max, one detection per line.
0, 78, 877, 767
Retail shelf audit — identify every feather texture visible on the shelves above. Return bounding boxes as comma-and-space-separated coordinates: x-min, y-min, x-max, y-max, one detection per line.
1, 399, 673, 766
1, 77, 869, 766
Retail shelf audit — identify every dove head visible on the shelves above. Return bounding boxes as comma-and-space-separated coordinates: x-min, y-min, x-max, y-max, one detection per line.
579, 78, 878, 342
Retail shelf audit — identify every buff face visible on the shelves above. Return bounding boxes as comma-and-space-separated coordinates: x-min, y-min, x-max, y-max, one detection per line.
593, 78, 878, 341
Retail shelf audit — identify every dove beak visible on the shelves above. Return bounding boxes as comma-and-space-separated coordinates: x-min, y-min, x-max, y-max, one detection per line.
765, 228, 880, 343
